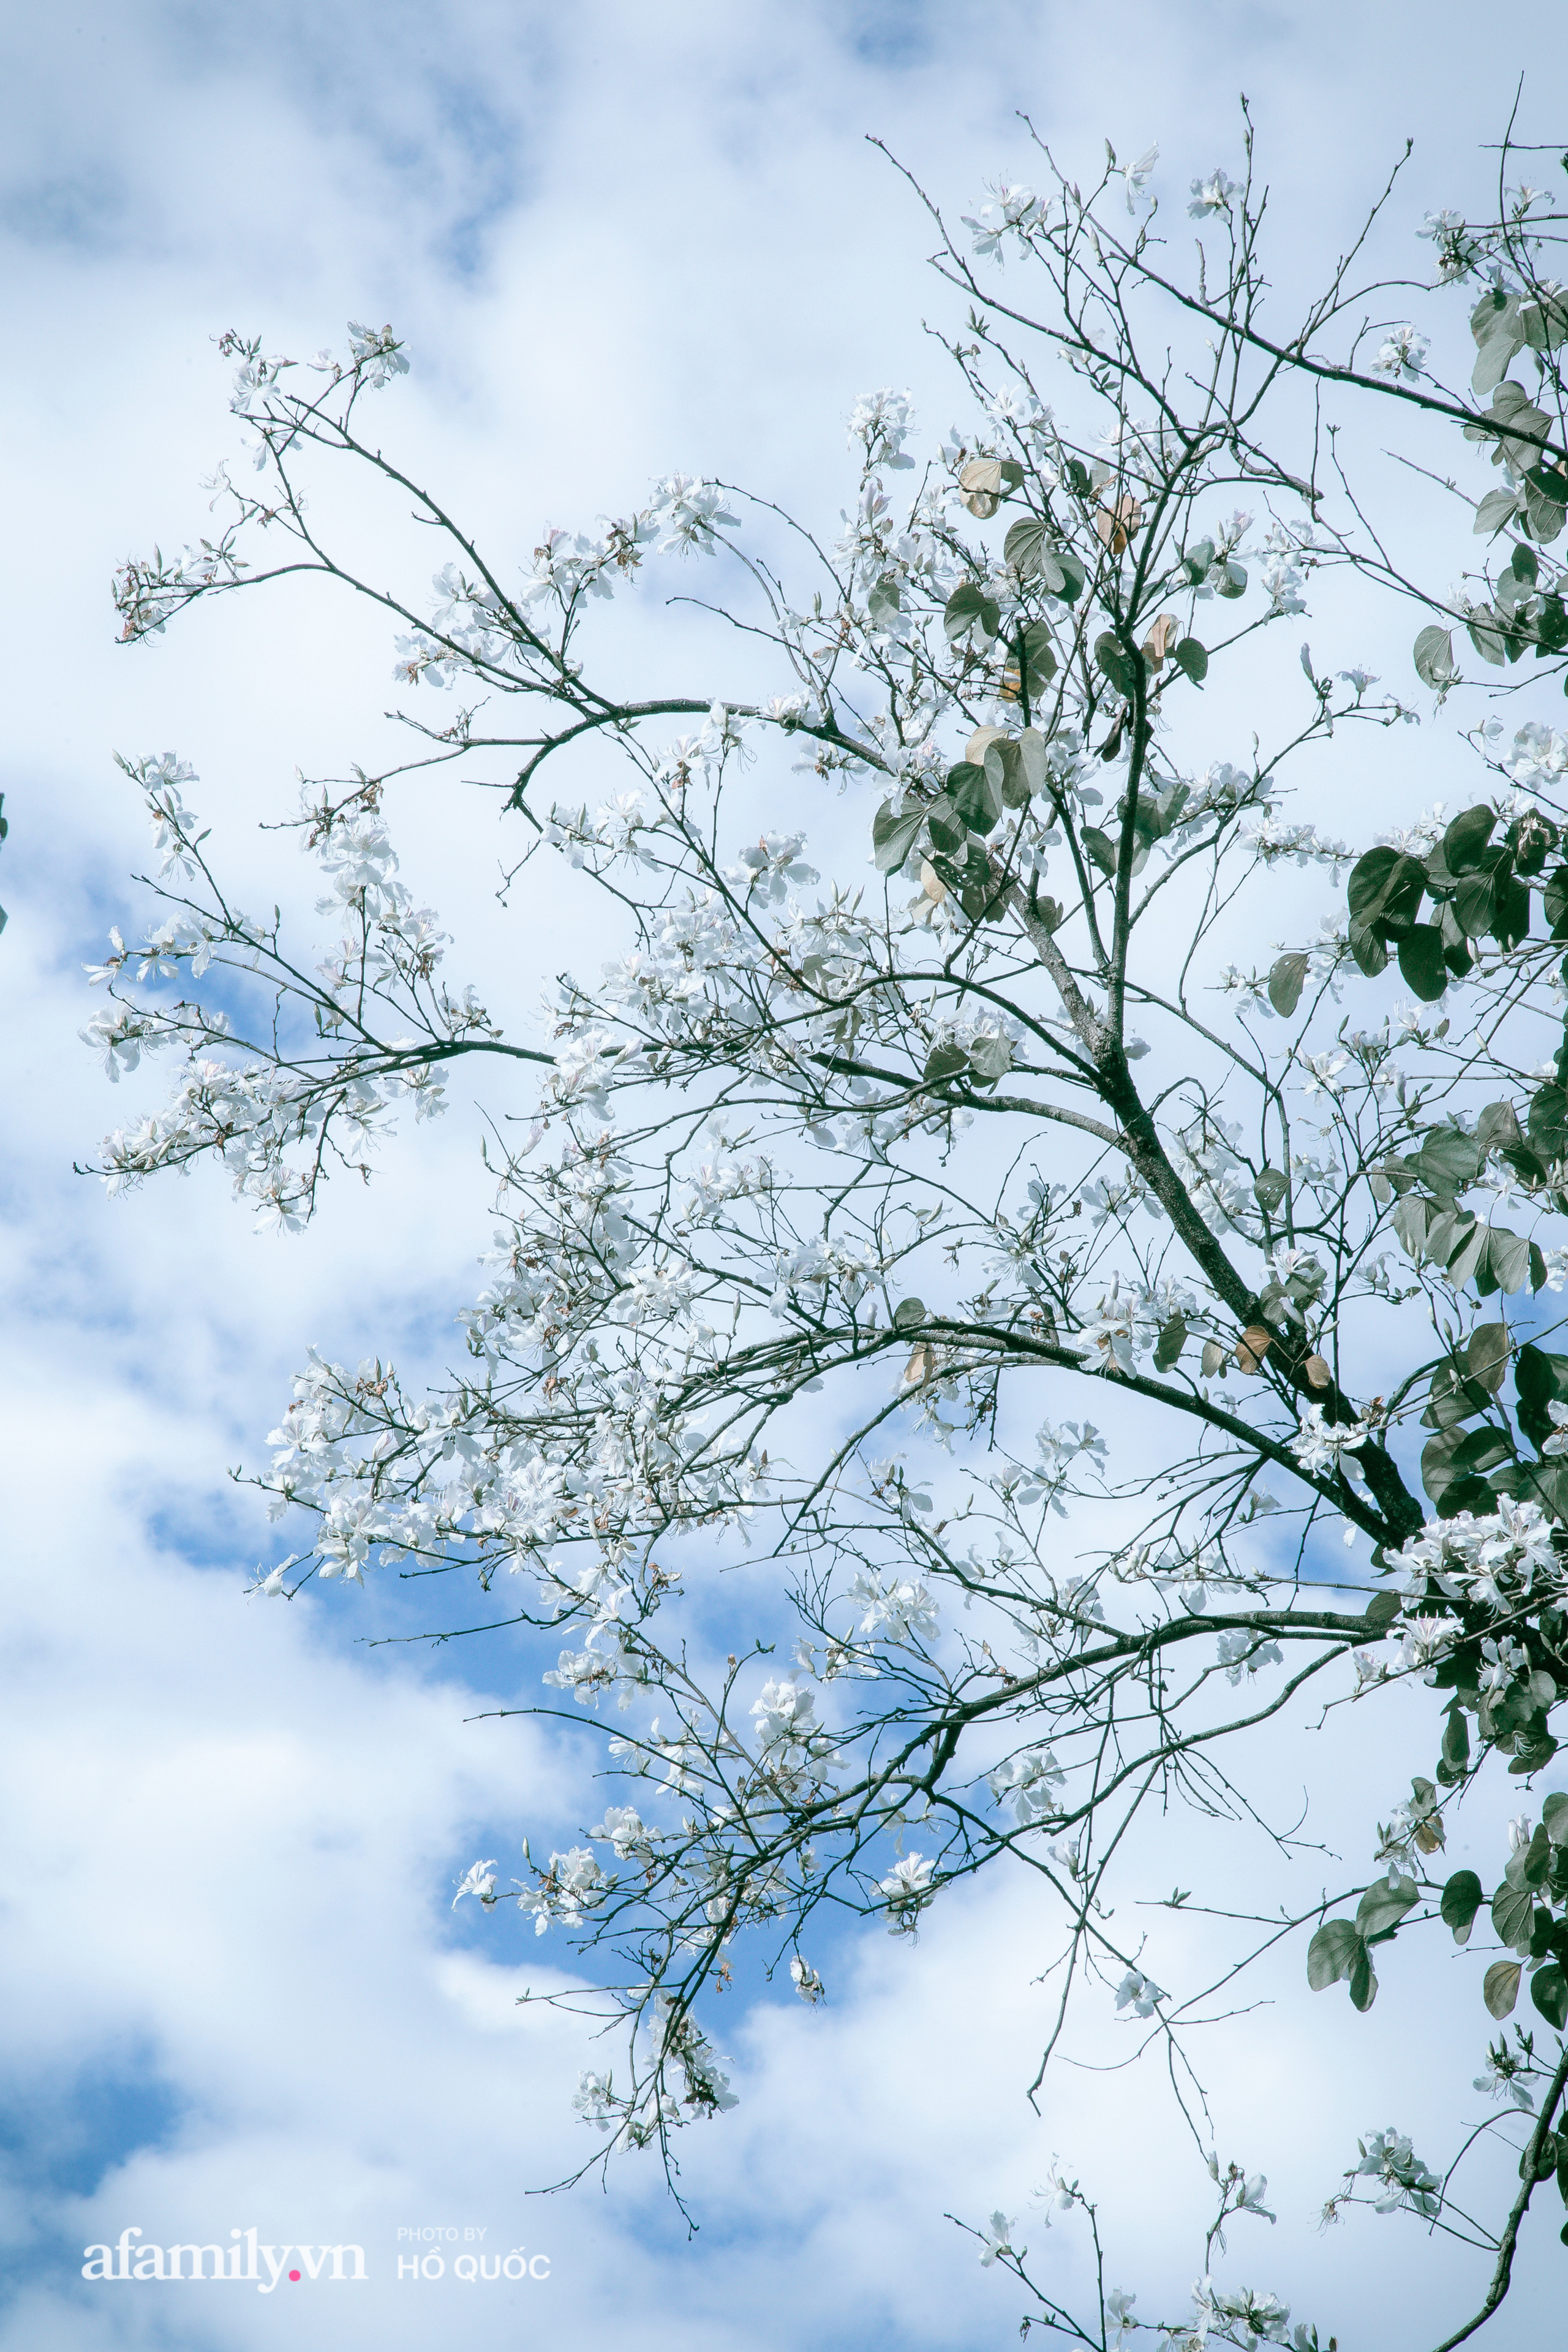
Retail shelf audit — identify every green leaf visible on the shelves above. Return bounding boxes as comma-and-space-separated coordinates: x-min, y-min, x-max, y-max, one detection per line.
1474, 312, 1528, 397
1493, 1880, 1536, 1954
1515, 1341, 1568, 1449
950, 760, 1003, 835
944, 581, 1001, 645
1397, 924, 1448, 1001
1148, 1313, 1185, 1373
1081, 826, 1117, 876
1485, 1959, 1523, 2019
1254, 1167, 1288, 1212
1267, 953, 1310, 1017
867, 573, 902, 629
1451, 1425, 1512, 1476
1348, 921, 1389, 977
1546, 871, 1568, 941
1508, 1823, 1553, 1890
922, 1041, 968, 1086
1469, 607, 1508, 666
1532, 1964, 1568, 2032
1475, 487, 1523, 537
1008, 622, 1058, 698
1463, 1329, 1509, 1406
966, 1035, 1013, 1086
1392, 1193, 1431, 1259
1450, 871, 1497, 939
1307, 1918, 1363, 1991
1423, 1361, 1490, 1429
893, 1297, 926, 1331
1494, 872, 1532, 949
1422, 1425, 1471, 1504
1017, 728, 1049, 797
873, 801, 925, 875
1348, 1947, 1378, 2011
1417, 1127, 1483, 1200
1356, 1874, 1419, 1940
1094, 631, 1140, 699
1180, 537, 1216, 586
1447, 1218, 1488, 1291
1441, 1709, 1473, 1782
926, 798, 968, 859
1053, 546, 1086, 603
1483, 1227, 1531, 1295
1172, 636, 1208, 685
1348, 845, 1427, 932
1414, 625, 1457, 687
1003, 518, 1047, 577
1439, 805, 1498, 875
1542, 1792, 1568, 1844
1440, 1868, 1483, 1944
1529, 1083, 1568, 1160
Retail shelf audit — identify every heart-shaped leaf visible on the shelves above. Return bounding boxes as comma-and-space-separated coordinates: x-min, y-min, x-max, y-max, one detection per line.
1485, 1959, 1523, 2019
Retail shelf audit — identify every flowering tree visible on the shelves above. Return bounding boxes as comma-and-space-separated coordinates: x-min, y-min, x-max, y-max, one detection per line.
90, 115, 1568, 2350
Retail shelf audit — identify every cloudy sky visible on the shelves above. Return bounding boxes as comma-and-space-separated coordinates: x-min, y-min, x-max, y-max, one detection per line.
4, 2, 1567, 2346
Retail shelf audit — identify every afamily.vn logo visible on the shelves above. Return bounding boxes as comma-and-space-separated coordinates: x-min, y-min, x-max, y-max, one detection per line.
82, 2228, 552, 2290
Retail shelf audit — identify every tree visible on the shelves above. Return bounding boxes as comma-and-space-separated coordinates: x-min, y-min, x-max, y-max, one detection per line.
88, 109, 1568, 2350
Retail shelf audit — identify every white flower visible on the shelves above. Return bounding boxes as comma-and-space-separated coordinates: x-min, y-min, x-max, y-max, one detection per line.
880, 1851, 935, 1932
1114, 1967, 1164, 2017
1236, 2171, 1276, 2223
572, 2070, 618, 2130
752, 1676, 818, 1749
962, 181, 1047, 261
978, 2211, 1021, 2266
1373, 325, 1429, 383
1216, 1630, 1284, 1685
452, 1858, 498, 1909
1290, 1404, 1372, 1476
1299, 1050, 1350, 1098
847, 388, 916, 471
988, 1745, 1065, 1823
1353, 2127, 1441, 2218
1188, 168, 1238, 219
789, 1954, 825, 2003
1119, 143, 1158, 213
346, 320, 409, 386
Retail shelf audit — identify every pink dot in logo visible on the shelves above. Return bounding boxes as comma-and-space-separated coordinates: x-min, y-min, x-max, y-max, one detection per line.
288, 2270, 301, 2282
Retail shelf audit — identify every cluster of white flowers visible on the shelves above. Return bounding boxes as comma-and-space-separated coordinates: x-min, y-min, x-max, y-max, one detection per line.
987, 1744, 1065, 1824
519, 1845, 605, 1936
1158, 2276, 1307, 2351
1373, 324, 1429, 382
962, 181, 1050, 262
1289, 1405, 1374, 1477
648, 473, 739, 557
1347, 2128, 1442, 2218
1215, 1630, 1284, 1685
83, 771, 467, 1227
1502, 719, 1568, 791
848, 1572, 940, 1647
847, 388, 916, 473
879, 1851, 935, 1932
1393, 1498, 1559, 1618
1241, 813, 1349, 872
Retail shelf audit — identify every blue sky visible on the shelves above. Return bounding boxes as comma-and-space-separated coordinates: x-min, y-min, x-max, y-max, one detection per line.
4, 2, 1568, 2346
